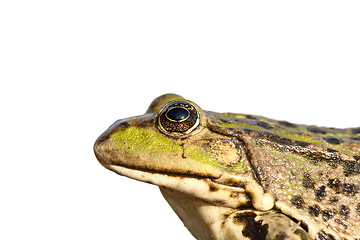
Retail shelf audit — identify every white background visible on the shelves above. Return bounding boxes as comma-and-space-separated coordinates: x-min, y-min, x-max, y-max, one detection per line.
1, 1, 359, 239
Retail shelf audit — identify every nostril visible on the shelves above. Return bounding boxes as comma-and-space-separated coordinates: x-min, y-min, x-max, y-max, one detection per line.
118, 122, 130, 128
95, 121, 129, 144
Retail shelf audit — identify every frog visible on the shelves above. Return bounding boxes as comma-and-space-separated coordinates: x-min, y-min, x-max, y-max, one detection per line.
94, 94, 360, 240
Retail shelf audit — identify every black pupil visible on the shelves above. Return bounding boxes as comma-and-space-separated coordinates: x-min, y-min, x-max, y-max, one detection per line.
167, 108, 189, 121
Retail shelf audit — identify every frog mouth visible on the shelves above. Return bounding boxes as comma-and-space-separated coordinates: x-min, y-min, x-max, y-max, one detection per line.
94, 141, 275, 211
105, 163, 274, 211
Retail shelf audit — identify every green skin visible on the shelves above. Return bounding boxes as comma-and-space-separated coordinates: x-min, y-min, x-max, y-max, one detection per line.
94, 94, 360, 240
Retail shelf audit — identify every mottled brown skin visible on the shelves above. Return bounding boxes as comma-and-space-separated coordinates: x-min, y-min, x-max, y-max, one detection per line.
94, 94, 360, 240
206, 111, 360, 239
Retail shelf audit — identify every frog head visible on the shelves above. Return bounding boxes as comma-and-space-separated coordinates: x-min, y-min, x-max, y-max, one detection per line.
95, 94, 360, 239
94, 94, 274, 211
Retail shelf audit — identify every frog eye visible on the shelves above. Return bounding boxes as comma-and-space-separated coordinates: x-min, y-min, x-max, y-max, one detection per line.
158, 101, 200, 135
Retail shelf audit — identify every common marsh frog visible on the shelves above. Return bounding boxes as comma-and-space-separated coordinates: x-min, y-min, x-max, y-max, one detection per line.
94, 94, 360, 240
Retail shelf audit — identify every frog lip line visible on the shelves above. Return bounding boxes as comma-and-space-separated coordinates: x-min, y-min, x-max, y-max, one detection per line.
104, 162, 246, 191
103, 164, 265, 208
106, 162, 222, 180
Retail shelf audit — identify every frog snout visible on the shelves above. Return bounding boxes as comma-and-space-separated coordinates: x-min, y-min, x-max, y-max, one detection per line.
94, 132, 115, 167
93, 120, 132, 167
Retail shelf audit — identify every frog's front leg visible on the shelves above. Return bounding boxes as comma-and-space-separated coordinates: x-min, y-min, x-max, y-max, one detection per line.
222, 210, 311, 240
161, 187, 311, 240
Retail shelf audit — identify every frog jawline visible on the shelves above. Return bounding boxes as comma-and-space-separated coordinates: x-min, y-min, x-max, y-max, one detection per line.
107, 164, 255, 209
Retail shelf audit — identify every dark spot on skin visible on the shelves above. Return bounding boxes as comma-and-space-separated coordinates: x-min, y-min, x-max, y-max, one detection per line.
323, 136, 344, 145
291, 195, 304, 209
256, 121, 273, 130
334, 219, 348, 229
222, 179, 245, 188
222, 213, 231, 222
244, 191, 252, 202
219, 118, 232, 123
309, 205, 321, 216
339, 205, 350, 219
315, 231, 336, 240
236, 202, 253, 210
315, 185, 327, 201
302, 173, 315, 188
328, 178, 359, 195
328, 178, 341, 191
119, 121, 130, 128
328, 159, 341, 169
220, 220, 226, 230
328, 197, 338, 204
275, 231, 288, 240
341, 183, 359, 196
325, 157, 340, 168
245, 115, 257, 120
236, 193, 253, 209
296, 140, 312, 148
351, 137, 360, 141
307, 126, 328, 134
326, 148, 339, 153
322, 209, 336, 221
344, 160, 360, 176
356, 204, 360, 214
233, 212, 269, 239
354, 156, 360, 161
352, 127, 360, 134
278, 120, 297, 128
209, 185, 218, 192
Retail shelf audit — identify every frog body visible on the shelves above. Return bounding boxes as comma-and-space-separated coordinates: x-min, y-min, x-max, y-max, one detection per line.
94, 94, 360, 240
